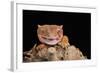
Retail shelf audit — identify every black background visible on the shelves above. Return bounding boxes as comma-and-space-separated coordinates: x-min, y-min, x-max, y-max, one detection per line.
23, 10, 91, 59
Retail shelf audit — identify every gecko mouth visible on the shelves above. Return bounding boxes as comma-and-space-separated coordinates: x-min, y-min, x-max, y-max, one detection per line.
38, 35, 62, 45
42, 37, 59, 41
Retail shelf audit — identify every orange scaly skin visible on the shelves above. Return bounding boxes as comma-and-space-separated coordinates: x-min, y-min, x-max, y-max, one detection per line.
37, 25, 63, 45
58, 35, 70, 48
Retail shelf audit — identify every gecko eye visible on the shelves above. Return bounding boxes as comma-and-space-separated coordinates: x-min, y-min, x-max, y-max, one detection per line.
41, 30, 45, 34
58, 30, 63, 34
39, 29, 45, 34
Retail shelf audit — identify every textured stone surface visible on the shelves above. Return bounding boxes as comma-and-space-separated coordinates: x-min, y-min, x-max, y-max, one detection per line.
23, 43, 86, 62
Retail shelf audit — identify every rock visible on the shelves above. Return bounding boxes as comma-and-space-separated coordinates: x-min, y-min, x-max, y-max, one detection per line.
35, 44, 48, 61
64, 45, 86, 60
47, 47, 59, 61
23, 39, 87, 62
54, 45, 65, 60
